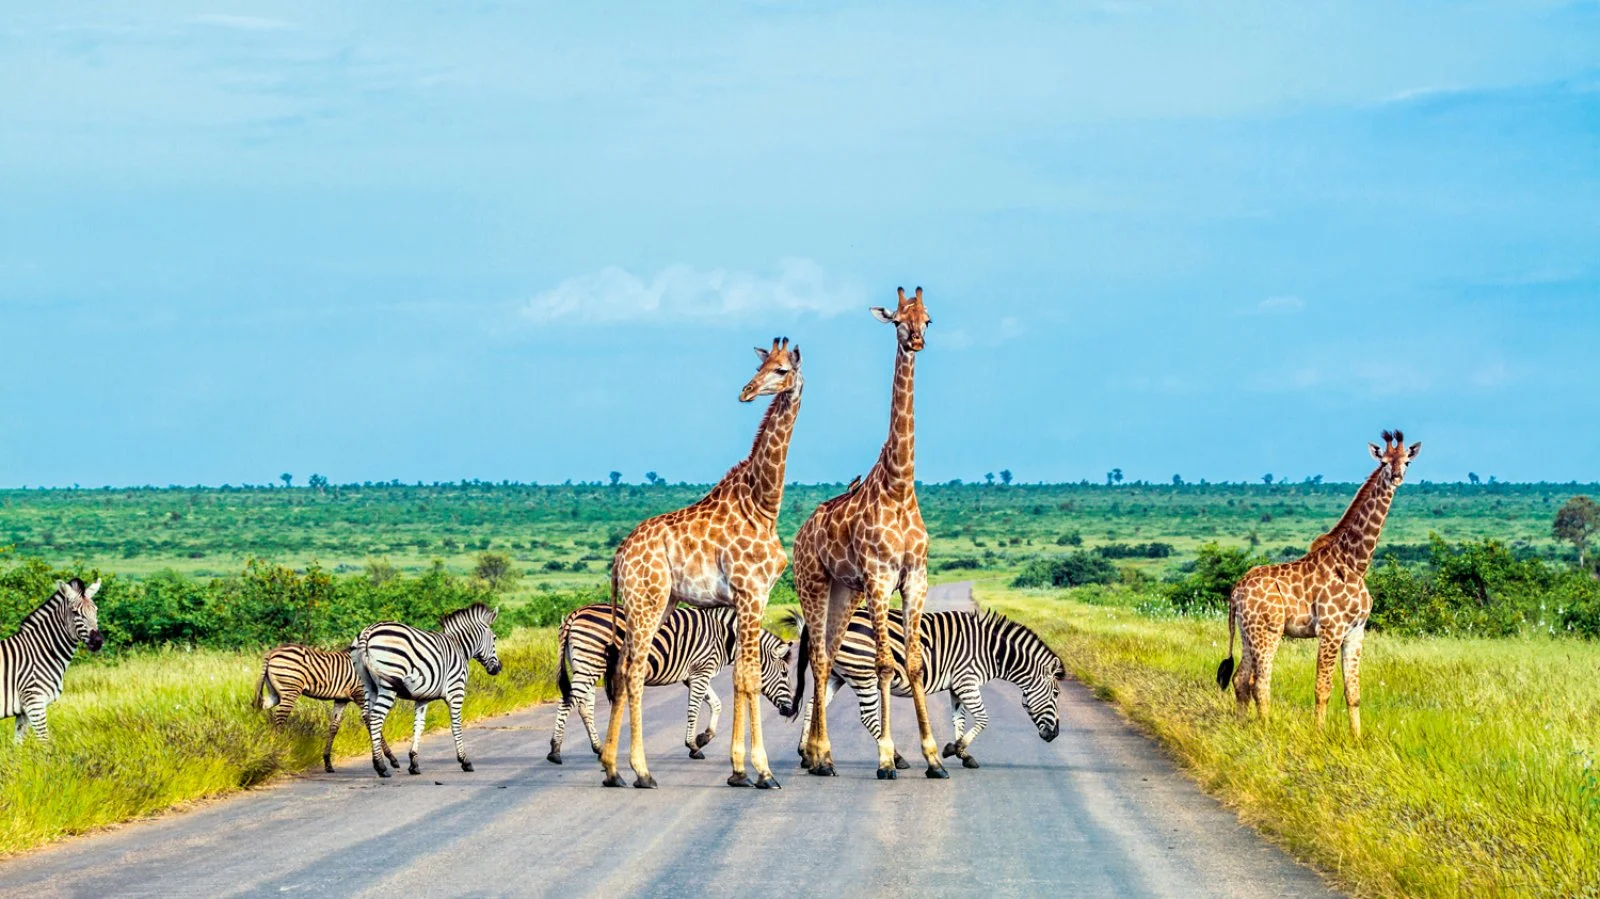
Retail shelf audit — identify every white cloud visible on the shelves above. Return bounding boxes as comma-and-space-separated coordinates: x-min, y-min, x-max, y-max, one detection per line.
1240, 295, 1305, 315
520, 258, 866, 325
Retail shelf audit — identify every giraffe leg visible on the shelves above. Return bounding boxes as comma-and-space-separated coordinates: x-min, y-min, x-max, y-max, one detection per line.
793, 562, 833, 771
408, 701, 429, 774
600, 655, 627, 786
804, 577, 856, 775
1252, 631, 1282, 722
902, 571, 947, 778
325, 700, 348, 772
1314, 628, 1343, 730
866, 581, 898, 780
1342, 622, 1367, 739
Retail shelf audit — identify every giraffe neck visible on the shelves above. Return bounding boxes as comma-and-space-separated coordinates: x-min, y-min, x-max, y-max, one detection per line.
875, 344, 916, 499
1327, 464, 1398, 576
743, 381, 802, 522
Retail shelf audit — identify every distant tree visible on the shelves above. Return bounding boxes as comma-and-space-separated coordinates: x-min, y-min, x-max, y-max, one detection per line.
985, 472, 996, 486
474, 551, 521, 592
999, 469, 1013, 486
1172, 474, 1184, 486
280, 473, 293, 488
1262, 473, 1274, 486
609, 471, 622, 487
1554, 495, 1600, 568
307, 474, 329, 492
1468, 472, 1481, 486
644, 472, 660, 486
1107, 468, 1123, 486
365, 558, 399, 587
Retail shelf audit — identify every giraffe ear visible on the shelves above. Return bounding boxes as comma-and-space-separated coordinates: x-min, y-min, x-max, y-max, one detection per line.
1407, 441, 1422, 460
789, 346, 801, 369
754, 346, 770, 362
869, 306, 896, 324
1369, 443, 1383, 461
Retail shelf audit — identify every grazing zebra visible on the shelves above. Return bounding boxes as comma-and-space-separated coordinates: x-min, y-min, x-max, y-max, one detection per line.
256, 644, 398, 773
795, 607, 1064, 769
350, 603, 502, 778
2, 578, 105, 743
546, 604, 795, 765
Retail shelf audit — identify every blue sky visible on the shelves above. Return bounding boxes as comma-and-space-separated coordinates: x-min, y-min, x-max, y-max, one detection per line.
2, 1, 1597, 487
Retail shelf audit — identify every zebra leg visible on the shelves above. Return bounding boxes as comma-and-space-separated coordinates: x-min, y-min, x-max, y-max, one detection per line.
699, 683, 723, 750
944, 690, 965, 758
271, 687, 301, 729
683, 673, 712, 759
363, 682, 396, 778
22, 697, 49, 743
577, 677, 601, 756
450, 694, 472, 772
360, 707, 400, 767
796, 675, 838, 761
325, 700, 348, 772
949, 681, 988, 768
901, 569, 947, 779
549, 689, 575, 764
408, 702, 429, 774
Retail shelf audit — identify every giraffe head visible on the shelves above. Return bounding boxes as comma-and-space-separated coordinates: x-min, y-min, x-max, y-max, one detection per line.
739, 337, 802, 402
1369, 429, 1422, 486
870, 286, 931, 353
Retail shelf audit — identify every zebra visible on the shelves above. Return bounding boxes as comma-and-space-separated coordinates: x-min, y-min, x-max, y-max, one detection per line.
2, 578, 105, 743
546, 603, 795, 765
794, 606, 1064, 769
350, 603, 502, 778
256, 643, 399, 773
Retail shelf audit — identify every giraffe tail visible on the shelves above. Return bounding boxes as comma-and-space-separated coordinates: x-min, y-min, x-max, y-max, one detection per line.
1216, 596, 1237, 690
789, 616, 810, 723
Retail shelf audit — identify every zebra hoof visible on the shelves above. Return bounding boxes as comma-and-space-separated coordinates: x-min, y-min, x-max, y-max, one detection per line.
408, 764, 421, 776
962, 756, 980, 769
547, 750, 563, 765
688, 748, 705, 760
602, 774, 627, 788
925, 765, 950, 779
460, 761, 474, 773
323, 759, 335, 774
727, 773, 754, 788
634, 775, 657, 789
941, 743, 957, 758
808, 764, 836, 777
894, 753, 911, 770
695, 730, 715, 748
376, 768, 392, 779
755, 775, 781, 790
877, 767, 898, 780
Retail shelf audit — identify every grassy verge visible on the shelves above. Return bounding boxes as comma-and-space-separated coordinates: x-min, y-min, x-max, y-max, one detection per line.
978, 581, 1600, 898
0, 626, 560, 856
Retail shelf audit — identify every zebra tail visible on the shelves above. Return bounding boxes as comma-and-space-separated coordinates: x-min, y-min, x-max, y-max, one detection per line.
789, 617, 809, 722
254, 663, 269, 710
604, 569, 622, 704
1216, 596, 1237, 690
558, 649, 574, 706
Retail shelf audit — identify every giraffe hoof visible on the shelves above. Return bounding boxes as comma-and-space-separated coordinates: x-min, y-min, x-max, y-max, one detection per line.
727, 773, 754, 788
809, 764, 836, 777
926, 765, 950, 779
877, 767, 897, 780
941, 743, 957, 758
634, 775, 657, 789
755, 775, 781, 790
894, 755, 911, 770
460, 761, 474, 773
962, 756, 980, 769
602, 774, 628, 788
547, 750, 563, 765
689, 748, 705, 760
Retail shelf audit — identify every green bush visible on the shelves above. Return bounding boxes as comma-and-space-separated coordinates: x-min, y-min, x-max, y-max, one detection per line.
1370, 535, 1597, 637
1012, 551, 1118, 589
1162, 543, 1266, 613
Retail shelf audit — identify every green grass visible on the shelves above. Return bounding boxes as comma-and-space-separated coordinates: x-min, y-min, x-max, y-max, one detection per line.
979, 580, 1600, 898
0, 626, 560, 856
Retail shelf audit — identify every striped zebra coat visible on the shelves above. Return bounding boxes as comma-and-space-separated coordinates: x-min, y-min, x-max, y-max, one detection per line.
351, 603, 502, 778
795, 607, 1063, 769
256, 644, 397, 772
2, 579, 104, 742
546, 604, 795, 765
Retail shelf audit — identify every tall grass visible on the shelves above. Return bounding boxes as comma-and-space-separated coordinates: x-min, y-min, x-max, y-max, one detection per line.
980, 583, 1600, 898
0, 626, 559, 856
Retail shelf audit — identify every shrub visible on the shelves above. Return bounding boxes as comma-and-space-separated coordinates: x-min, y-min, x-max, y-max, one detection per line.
1162, 543, 1266, 614
936, 558, 982, 572
1094, 541, 1174, 559
1012, 552, 1118, 589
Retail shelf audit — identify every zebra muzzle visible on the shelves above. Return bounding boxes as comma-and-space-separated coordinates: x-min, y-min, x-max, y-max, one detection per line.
86, 630, 104, 652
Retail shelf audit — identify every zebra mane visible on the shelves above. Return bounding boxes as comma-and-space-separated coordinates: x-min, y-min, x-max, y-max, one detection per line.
16, 579, 82, 632
977, 607, 1056, 663
439, 602, 496, 631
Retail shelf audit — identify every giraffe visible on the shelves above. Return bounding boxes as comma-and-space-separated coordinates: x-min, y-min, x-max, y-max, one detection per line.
1217, 429, 1421, 738
791, 286, 949, 780
599, 337, 802, 789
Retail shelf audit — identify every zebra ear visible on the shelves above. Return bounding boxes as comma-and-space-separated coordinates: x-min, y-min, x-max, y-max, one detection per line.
57, 580, 78, 601
84, 580, 102, 601
489, 605, 500, 623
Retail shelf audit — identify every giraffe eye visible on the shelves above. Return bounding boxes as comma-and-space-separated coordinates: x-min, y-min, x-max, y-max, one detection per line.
776, 368, 789, 375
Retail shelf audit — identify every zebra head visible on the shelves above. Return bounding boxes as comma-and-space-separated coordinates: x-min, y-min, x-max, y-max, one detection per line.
983, 610, 1062, 742
442, 604, 501, 676
60, 579, 104, 652
757, 630, 796, 718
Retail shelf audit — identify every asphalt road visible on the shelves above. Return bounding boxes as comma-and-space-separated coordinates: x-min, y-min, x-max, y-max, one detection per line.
0, 583, 1334, 898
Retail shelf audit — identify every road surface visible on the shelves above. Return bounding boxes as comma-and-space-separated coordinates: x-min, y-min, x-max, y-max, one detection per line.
0, 583, 1333, 898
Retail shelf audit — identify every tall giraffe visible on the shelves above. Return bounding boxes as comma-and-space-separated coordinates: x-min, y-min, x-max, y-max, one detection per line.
599, 337, 802, 789
792, 286, 948, 780
1217, 430, 1421, 738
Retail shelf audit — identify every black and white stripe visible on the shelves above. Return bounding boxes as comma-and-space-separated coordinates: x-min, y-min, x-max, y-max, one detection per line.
350, 603, 502, 778
797, 607, 1063, 768
547, 603, 794, 764
2, 578, 104, 743
256, 643, 398, 772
